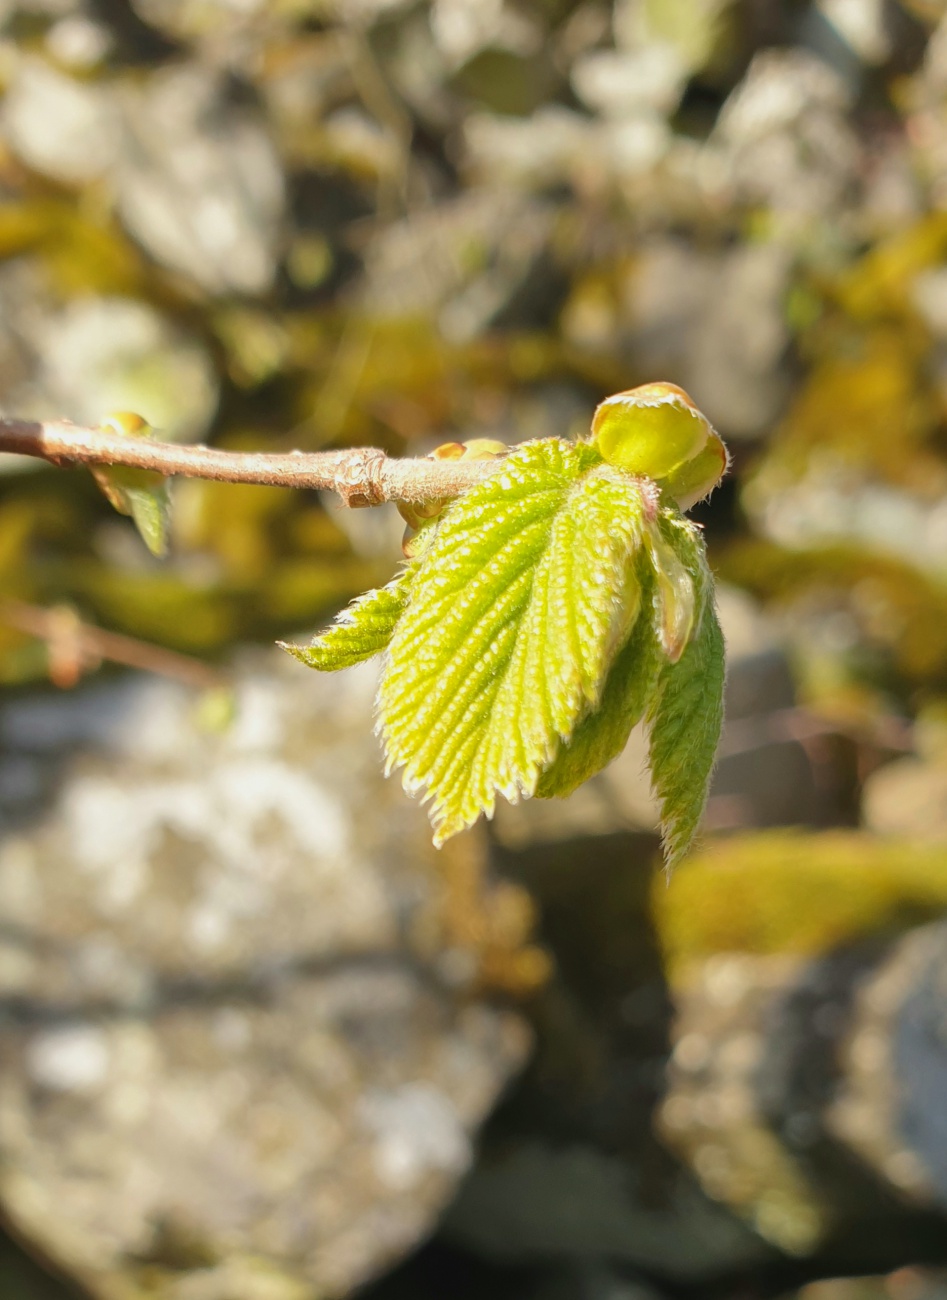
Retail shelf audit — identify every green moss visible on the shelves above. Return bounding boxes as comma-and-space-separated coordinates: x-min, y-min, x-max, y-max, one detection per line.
655, 830, 947, 980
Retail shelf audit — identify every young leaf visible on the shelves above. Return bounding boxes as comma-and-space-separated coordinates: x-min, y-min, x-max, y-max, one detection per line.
647, 512, 726, 868
645, 521, 696, 663
283, 384, 729, 865
662, 431, 729, 511
92, 413, 171, 558
280, 566, 416, 671
535, 563, 662, 799
377, 439, 649, 845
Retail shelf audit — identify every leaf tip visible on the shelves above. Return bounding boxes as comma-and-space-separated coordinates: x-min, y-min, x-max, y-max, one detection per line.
277, 639, 312, 665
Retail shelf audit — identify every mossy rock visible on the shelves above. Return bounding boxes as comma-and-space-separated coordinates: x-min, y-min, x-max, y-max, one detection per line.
654, 831, 947, 980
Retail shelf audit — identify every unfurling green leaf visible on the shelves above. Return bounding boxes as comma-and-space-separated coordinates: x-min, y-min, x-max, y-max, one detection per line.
280, 566, 416, 670
647, 513, 726, 869
535, 564, 662, 799
92, 413, 171, 558
378, 439, 649, 845
285, 384, 728, 866
663, 433, 729, 512
645, 521, 696, 663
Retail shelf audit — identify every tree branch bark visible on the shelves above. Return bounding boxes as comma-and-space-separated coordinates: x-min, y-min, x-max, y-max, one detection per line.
0, 418, 500, 506
0, 597, 223, 689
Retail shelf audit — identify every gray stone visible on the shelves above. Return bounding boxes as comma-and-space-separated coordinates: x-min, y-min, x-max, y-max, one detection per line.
0, 654, 531, 1299
115, 66, 284, 296
35, 296, 219, 441
711, 49, 861, 220
0, 267, 219, 446
130, 0, 271, 42
360, 189, 555, 342
43, 15, 113, 69
619, 239, 792, 442
659, 922, 947, 1257
685, 243, 793, 441
747, 467, 947, 567
462, 105, 669, 190
887, 928, 947, 1206
2, 56, 121, 185
430, 0, 541, 71
571, 46, 685, 119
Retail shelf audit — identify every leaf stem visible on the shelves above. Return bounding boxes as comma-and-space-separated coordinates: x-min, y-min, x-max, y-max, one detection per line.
0, 418, 500, 506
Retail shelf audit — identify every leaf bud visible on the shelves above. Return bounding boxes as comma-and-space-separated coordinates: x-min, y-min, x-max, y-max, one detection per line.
100, 411, 153, 438
398, 439, 508, 553
592, 383, 728, 509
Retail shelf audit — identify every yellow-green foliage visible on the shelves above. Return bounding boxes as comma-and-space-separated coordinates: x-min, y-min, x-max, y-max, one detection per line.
286, 402, 728, 860
281, 567, 415, 671
654, 830, 947, 980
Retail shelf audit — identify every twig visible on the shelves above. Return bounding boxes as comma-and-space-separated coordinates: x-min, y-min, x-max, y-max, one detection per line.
0, 418, 499, 506
0, 597, 224, 690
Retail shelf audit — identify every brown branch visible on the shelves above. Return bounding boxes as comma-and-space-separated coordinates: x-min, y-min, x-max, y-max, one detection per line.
0, 597, 224, 690
0, 418, 499, 506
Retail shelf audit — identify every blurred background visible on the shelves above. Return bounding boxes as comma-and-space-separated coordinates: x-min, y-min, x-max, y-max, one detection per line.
1, 0, 947, 1298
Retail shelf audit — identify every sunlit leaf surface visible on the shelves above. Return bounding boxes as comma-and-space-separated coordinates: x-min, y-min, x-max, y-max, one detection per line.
377, 438, 651, 844
281, 566, 416, 671
647, 513, 726, 869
